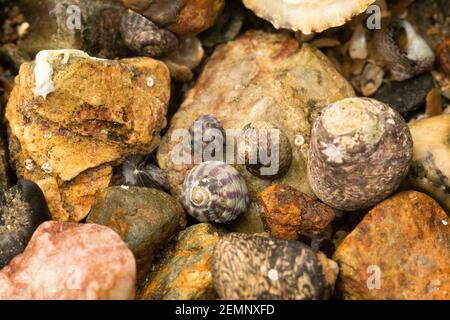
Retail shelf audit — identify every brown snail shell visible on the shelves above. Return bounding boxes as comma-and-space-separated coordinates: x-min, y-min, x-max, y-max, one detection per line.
212, 233, 338, 300
237, 121, 292, 180
374, 19, 435, 81
120, 9, 178, 57
181, 161, 249, 223
307, 98, 413, 211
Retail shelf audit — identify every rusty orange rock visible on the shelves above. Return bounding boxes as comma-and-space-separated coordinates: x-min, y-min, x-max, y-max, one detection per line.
436, 38, 450, 76
257, 184, 335, 240
334, 191, 450, 300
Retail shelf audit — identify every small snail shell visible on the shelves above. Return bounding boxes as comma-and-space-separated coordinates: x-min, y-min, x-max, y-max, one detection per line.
308, 98, 413, 211
181, 161, 249, 223
237, 121, 292, 179
120, 9, 178, 57
189, 115, 226, 162
374, 19, 435, 81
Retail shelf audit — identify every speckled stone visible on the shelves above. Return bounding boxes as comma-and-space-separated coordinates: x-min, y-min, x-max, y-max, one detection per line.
212, 233, 338, 300
0, 221, 136, 300
87, 186, 186, 281
157, 30, 355, 234
334, 191, 450, 300
140, 223, 224, 300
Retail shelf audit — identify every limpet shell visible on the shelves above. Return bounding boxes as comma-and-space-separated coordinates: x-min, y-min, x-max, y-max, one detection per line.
242, 0, 376, 34
181, 161, 249, 223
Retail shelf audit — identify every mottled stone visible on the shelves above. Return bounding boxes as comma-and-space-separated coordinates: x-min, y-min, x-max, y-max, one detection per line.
157, 30, 355, 233
213, 233, 338, 300
18, 0, 127, 58
6, 50, 170, 221
0, 180, 51, 268
0, 221, 136, 300
0, 136, 10, 193
334, 191, 450, 300
408, 115, 450, 212
257, 184, 335, 240
140, 223, 224, 300
87, 186, 186, 280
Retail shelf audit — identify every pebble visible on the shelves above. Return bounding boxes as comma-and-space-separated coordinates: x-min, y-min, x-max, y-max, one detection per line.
6, 50, 170, 221
212, 233, 338, 300
257, 184, 335, 240
0, 180, 51, 268
87, 186, 186, 281
334, 191, 450, 300
373, 73, 435, 117
140, 223, 224, 300
0, 221, 136, 300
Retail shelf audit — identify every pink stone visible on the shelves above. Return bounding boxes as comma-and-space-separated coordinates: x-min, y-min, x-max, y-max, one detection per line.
0, 221, 136, 300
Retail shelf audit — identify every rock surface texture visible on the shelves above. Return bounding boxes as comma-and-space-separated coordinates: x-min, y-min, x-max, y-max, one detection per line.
157, 30, 355, 233
334, 191, 450, 300
6, 50, 170, 221
140, 223, 223, 300
0, 221, 136, 300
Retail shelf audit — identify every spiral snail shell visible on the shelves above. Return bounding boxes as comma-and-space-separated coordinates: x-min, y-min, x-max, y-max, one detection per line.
237, 121, 292, 179
181, 161, 249, 223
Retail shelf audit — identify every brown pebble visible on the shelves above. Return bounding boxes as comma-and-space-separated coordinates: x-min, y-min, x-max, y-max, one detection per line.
257, 184, 335, 240
436, 38, 450, 76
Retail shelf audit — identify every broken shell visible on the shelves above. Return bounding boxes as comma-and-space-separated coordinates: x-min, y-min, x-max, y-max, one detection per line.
436, 38, 450, 76
189, 115, 226, 162
116, 155, 170, 192
308, 98, 413, 211
181, 161, 249, 223
212, 233, 338, 300
237, 121, 292, 180
349, 23, 368, 60
374, 19, 435, 81
242, 0, 376, 34
408, 115, 450, 212
120, 9, 178, 57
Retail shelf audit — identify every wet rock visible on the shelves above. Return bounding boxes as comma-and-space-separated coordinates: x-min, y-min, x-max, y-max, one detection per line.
6, 50, 170, 221
0, 221, 136, 300
334, 191, 450, 300
373, 73, 435, 117
212, 233, 338, 300
256, 184, 335, 240
140, 223, 224, 300
408, 115, 450, 212
18, 0, 127, 58
0, 180, 51, 269
157, 30, 355, 234
87, 186, 186, 280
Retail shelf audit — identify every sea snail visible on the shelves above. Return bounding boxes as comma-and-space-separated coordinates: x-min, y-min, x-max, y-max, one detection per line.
189, 115, 226, 162
242, 0, 376, 34
374, 19, 435, 81
307, 97, 413, 211
237, 121, 292, 180
212, 233, 338, 300
181, 161, 249, 223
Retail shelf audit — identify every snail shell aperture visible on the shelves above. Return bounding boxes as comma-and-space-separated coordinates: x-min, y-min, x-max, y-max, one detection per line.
181, 161, 249, 223
307, 98, 413, 211
237, 121, 292, 179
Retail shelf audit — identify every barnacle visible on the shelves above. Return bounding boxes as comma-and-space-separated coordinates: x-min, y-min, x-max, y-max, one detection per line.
242, 0, 376, 34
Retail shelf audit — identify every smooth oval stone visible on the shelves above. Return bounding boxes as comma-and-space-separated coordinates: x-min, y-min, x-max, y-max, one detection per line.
87, 186, 186, 281
0, 180, 51, 268
0, 221, 136, 300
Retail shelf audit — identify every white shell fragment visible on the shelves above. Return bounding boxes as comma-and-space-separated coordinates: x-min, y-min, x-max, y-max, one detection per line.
242, 0, 376, 34
33, 49, 105, 99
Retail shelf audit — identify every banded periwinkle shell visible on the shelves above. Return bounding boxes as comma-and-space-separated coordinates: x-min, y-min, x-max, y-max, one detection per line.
181, 161, 249, 223
212, 234, 338, 300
